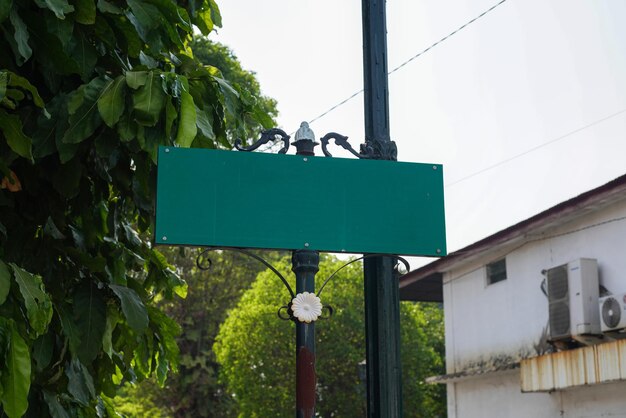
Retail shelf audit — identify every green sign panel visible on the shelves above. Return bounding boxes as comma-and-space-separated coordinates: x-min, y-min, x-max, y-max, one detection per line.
155, 147, 446, 256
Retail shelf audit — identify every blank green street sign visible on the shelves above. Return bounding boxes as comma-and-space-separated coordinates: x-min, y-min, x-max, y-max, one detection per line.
155, 147, 446, 256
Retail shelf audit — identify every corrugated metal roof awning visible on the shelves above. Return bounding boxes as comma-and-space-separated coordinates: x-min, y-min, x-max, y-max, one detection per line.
426, 362, 520, 384
521, 339, 626, 392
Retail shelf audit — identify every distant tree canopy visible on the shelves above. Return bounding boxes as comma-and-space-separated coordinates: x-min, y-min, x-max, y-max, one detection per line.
214, 255, 446, 418
0, 1, 276, 417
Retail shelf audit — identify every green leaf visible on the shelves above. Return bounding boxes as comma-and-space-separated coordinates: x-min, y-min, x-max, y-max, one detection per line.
40, 0, 74, 19
44, 12, 74, 45
0, 259, 10, 305
73, 283, 106, 363
108, 15, 141, 58
144, 0, 191, 31
253, 105, 275, 129
5, 88, 24, 102
97, 76, 126, 127
97, 0, 121, 14
208, 0, 222, 27
65, 359, 95, 406
0, 0, 12, 24
9, 8, 32, 62
164, 96, 176, 139
59, 304, 80, 356
116, 114, 136, 141
133, 71, 165, 126
62, 77, 107, 144
138, 125, 163, 163
148, 306, 180, 371
10, 263, 53, 336
109, 284, 149, 332
133, 333, 153, 378
0, 109, 33, 161
174, 90, 196, 147
102, 306, 119, 358
68, 30, 98, 81
0, 71, 7, 101
126, 0, 159, 40
125, 70, 148, 89
195, 106, 214, 140
43, 217, 66, 240
138, 50, 158, 69
74, 0, 96, 24
194, 9, 213, 36
43, 390, 70, 418
0, 319, 31, 418
6, 71, 45, 108
32, 333, 54, 372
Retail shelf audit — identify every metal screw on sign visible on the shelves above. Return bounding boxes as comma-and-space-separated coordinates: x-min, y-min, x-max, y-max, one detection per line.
197, 122, 411, 418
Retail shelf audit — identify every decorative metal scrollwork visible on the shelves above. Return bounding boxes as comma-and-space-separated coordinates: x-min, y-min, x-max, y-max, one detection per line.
197, 247, 408, 324
319, 133, 398, 161
317, 254, 410, 297
319, 132, 369, 159
196, 247, 295, 299
234, 128, 291, 154
278, 304, 293, 321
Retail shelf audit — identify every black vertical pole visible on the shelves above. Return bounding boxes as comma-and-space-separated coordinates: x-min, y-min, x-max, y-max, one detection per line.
292, 250, 319, 418
361, 0, 403, 417
291, 130, 320, 418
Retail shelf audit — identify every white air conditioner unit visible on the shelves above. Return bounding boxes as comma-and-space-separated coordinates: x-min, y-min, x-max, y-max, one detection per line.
599, 294, 626, 332
547, 258, 601, 344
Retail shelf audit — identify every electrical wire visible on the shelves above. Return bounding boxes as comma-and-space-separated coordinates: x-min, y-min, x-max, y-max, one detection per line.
445, 108, 626, 187
307, 0, 509, 126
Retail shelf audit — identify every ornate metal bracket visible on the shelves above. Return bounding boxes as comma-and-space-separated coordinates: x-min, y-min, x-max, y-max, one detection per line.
317, 254, 410, 297
197, 248, 408, 322
319, 133, 398, 161
359, 140, 398, 161
236, 126, 397, 161
319, 132, 369, 159
197, 247, 295, 299
234, 128, 291, 154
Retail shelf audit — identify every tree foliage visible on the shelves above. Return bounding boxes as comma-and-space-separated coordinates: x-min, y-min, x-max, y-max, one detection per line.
214, 255, 446, 417
113, 249, 286, 417
189, 38, 278, 141
0, 1, 274, 416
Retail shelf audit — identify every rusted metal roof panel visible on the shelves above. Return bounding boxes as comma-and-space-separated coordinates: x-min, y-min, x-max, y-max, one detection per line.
521, 340, 626, 392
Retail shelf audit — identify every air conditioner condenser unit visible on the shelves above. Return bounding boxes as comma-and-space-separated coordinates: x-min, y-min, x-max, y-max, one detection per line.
599, 293, 626, 332
547, 258, 601, 344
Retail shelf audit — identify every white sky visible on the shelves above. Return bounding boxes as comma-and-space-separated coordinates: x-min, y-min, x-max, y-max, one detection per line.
211, 0, 626, 267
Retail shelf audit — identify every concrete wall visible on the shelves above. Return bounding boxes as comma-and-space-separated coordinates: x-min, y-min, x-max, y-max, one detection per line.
443, 200, 626, 416
447, 372, 626, 418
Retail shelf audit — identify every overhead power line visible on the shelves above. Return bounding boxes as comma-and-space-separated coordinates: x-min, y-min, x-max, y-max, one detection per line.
445, 108, 626, 187
307, 0, 509, 126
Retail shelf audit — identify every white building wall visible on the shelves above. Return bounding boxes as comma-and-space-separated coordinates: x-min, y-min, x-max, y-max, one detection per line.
447, 373, 626, 418
443, 199, 626, 416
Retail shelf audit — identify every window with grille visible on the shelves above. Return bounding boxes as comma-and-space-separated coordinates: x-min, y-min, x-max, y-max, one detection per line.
487, 258, 507, 285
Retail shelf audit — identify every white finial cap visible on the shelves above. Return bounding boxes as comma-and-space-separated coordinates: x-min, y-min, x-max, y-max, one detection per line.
294, 121, 316, 142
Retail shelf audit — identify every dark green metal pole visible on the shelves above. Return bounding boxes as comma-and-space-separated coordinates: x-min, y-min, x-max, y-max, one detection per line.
361, 0, 403, 417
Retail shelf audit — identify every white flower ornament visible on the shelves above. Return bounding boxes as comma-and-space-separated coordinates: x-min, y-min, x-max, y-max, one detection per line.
291, 292, 323, 323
